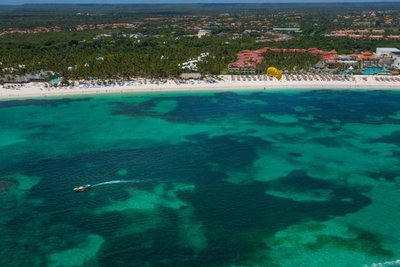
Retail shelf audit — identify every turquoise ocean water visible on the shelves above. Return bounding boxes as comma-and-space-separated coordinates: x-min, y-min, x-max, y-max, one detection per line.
1, 90, 400, 267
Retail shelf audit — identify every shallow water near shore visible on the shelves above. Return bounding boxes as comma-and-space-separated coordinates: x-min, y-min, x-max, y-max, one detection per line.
1, 89, 400, 267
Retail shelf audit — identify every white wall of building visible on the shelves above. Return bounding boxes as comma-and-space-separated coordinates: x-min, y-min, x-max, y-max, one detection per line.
393, 56, 400, 70
376, 48, 400, 57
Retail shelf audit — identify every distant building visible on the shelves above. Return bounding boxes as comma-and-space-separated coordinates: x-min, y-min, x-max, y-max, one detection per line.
272, 27, 302, 34
325, 29, 390, 40
369, 35, 384, 40
197, 30, 211, 38
349, 34, 363, 39
372, 29, 385, 34
387, 35, 400, 40
353, 21, 375, 27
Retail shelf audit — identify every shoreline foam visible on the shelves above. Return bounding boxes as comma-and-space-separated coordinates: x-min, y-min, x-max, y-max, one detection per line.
1, 75, 399, 100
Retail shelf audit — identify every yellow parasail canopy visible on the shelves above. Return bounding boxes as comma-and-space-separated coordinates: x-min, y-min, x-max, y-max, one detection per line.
266, 67, 282, 81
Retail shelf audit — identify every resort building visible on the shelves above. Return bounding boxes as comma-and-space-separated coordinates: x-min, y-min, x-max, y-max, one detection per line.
392, 52, 400, 70
0, 70, 54, 84
358, 52, 380, 68
374, 48, 400, 70
376, 48, 400, 57
228, 47, 338, 74
308, 48, 338, 61
228, 48, 267, 74
227, 46, 400, 73
336, 54, 359, 66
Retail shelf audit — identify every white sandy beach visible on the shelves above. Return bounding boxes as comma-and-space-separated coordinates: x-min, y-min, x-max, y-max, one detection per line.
1, 75, 400, 100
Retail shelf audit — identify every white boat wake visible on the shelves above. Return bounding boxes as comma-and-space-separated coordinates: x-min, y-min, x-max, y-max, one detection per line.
92, 179, 152, 187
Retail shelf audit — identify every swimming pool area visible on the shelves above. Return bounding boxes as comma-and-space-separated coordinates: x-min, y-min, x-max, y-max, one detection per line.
362, 67, 387, 75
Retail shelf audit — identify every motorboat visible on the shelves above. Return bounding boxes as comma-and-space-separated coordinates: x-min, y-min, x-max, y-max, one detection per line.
73, 184, 92, 192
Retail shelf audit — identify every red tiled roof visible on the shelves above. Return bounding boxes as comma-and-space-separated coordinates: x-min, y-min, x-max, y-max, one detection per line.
230, 47, 337, 70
